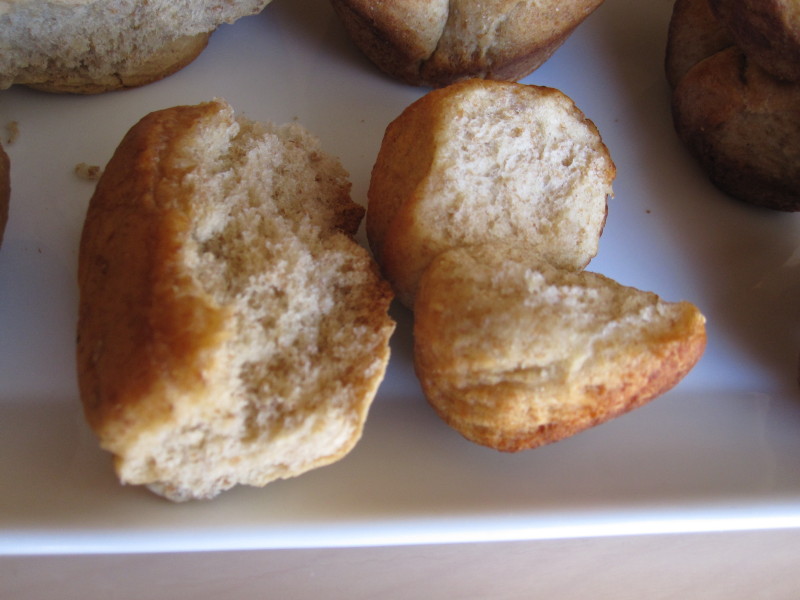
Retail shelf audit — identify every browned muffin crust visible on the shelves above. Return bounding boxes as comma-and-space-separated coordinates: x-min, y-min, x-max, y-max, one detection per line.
330, 0, 606, 87
709, 0, 800, 82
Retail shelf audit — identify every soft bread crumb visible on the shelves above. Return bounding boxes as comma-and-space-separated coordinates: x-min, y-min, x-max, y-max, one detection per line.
74, 163, 103, 180
5, 121, 19, 145
414, 244, 707, 452
367, 79, 615, 308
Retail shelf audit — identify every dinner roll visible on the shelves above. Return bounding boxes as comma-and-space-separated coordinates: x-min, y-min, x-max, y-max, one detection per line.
413, 244, 707, 452
367, 79, 615, 308
329, 0, 606, 87
666, 0, 800, 212
77, 99, 395, 501
0, 0, 273, 93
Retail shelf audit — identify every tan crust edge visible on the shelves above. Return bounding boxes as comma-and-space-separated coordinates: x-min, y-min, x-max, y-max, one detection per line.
24, 32, 211, 94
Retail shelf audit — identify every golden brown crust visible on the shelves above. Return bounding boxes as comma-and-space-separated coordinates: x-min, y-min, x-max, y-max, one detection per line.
77, 102, 231, 450
709, 0, 800, 82
24, 32, 210, 94
0, 142, 9, 248
413, 245, 707, 452
331, 0, 605, 87
671, 47, 800, 212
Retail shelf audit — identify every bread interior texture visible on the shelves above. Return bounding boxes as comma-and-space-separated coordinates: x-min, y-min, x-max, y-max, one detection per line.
88, 102, 392, 501
423, 85, 610, 268
414, 245, 706, 451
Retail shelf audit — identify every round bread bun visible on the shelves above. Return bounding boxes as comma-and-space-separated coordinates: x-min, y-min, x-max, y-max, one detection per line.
366, 79, 615, 308
666, 0, 800, 212
708, 0, 800, 83
0, 142, 8, 248
329, 0, 606, 87
671, 46, 800, 212
0, 0, 273, 93
77, 99, 395, 501
413, 244, 707, 452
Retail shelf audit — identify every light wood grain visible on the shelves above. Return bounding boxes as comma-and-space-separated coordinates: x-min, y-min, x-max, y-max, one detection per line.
3, 530, 799, 599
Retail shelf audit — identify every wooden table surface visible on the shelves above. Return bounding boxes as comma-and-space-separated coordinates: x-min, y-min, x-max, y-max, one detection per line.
3, 529, 798, 598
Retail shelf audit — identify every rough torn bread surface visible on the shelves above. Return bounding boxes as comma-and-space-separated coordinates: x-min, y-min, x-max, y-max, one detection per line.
330, 0, 605, 87
0, 0, 272, 93
413, 244, 707, 452
77, 99, 395, 501
709, 0, 800, 83
0, 142, 8, 248
367, 79, 615, 308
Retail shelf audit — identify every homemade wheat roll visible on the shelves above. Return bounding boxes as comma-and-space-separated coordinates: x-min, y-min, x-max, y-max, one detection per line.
671, 47, 800, 212
0, 0, 273, 93
413, 244, 707, 452
366, 79, 615, 308
708, 0, 800, 83
329, 0, 606, 87
666, 0, 800, 212
77, 99, 395, 501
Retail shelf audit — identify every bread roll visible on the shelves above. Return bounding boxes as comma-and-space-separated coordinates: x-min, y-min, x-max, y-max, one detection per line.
413, 244, 707, 452
0, 142, 8, 248
0, 0, 273, 93
708, 0, 800, 83
330, 0, 606, 87
367, 79, 615, 308
671, 46, 800, 212
666, 0, 800, 212
77, 99, 395, 501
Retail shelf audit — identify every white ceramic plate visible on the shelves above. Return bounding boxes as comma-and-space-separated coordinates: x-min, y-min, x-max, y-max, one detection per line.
1, 0, 799, 556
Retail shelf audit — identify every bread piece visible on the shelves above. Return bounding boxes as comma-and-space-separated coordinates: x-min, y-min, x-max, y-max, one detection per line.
367, 79, 615, 308
413, 244, 707, 452
709, 0, 800, 83
77, 99, 395, 501
0, 142, 8, 248
330, 0, 605, 88
671, 46, 800, 212
0, 0, 272, 93
665, 0, 734, 89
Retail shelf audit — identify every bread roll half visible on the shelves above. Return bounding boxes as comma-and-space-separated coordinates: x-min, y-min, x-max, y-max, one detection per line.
77, 99, 395, 501
367, 79, 615, 308
414, 244, 707, 452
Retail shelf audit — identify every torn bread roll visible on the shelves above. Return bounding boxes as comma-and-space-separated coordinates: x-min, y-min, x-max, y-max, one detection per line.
0, 0, 273, 93
329, 0, 606, 87
77, 99, 395, 501
367, 79, 615, 308
413, 244, 707, 452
